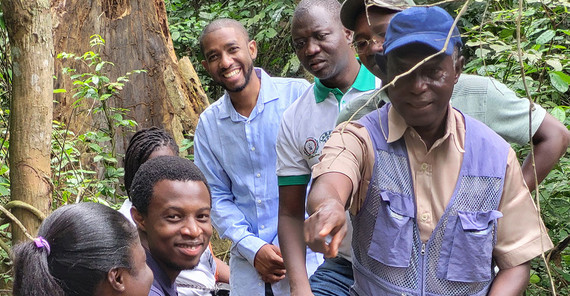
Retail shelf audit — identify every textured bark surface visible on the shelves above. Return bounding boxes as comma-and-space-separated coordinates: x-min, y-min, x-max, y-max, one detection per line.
51, 0, 208, 153
2, 0, 54, 242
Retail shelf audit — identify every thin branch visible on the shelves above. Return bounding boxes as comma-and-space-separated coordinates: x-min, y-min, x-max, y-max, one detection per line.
0, 205, 33, 241
0, 237, 10, 255
4, 200, 46, 221
516, 0, 556, 294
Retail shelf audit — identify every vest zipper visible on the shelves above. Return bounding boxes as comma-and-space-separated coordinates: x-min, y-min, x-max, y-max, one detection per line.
420, 242, 427, 295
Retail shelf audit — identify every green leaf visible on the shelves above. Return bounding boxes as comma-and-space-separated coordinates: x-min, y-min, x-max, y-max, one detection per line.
535, 30, 555, 45
0, 185, 9, 197
265, 28, 278, 39
53, 89, 67, 94
549, 71, 570, 93
95, 62, 105, 72
529, 274, 540, 284
546, 59, 563, 71
550, 106, 566, 123
172, 31, 181, 41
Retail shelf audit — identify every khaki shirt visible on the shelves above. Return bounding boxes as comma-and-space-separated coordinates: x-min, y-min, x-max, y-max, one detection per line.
313, 104, 553, 269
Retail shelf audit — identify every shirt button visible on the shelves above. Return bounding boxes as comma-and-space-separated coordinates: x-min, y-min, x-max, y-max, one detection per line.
421, 163, 428, 171
260, 225, 265, 229
251, 147, 255, 151
247, 121, 251, 124
256, 173, 261, 178
257, 199, 262, 204
258, 283, 263, 286
421, 213, 430, 222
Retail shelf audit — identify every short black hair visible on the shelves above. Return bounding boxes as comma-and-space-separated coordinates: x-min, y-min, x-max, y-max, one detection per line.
293, 0, 342, 25
124, 127, 179, 196
12, 202, 138, 296
130, 156, 210, 215
199, 18, 250, 56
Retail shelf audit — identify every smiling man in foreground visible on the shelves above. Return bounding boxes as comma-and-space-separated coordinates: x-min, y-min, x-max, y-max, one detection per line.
305, 6, 553, 296
131, 156, 213, 296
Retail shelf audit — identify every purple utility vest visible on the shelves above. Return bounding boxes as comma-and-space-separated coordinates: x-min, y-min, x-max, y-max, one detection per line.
351, 104, 510, 296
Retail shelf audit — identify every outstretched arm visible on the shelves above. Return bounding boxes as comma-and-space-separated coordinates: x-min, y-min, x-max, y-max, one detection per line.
278, 185, 311, 295
522, 113, 570, 192
305, 172, 353, 258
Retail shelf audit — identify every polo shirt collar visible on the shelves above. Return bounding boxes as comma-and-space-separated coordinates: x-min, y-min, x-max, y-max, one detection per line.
313, 62, 376, 104
218, 68, 276, 120
386, 103, 464, 152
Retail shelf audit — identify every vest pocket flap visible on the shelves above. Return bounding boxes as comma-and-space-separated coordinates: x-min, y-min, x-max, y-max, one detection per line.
457, 210, 502, 232
437, 212, 498, 283
369, 191, 415, 268
380, 191, 415, 218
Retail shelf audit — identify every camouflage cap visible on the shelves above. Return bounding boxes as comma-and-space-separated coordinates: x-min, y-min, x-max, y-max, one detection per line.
340, 0, 415, 30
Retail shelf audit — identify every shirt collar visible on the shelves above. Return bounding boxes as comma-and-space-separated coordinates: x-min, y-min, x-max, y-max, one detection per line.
218, 68, 276, 120
146, 250, 178, 296
386, 103, 464, 153
313, 62, 376, 104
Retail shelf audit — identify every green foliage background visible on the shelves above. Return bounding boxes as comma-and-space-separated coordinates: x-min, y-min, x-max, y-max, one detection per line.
0, 0, 567, 293
167, 0, 570, 294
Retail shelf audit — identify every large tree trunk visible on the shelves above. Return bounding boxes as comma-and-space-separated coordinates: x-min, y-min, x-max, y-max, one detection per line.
51, 0, 208, 154
2, 0, 54, 241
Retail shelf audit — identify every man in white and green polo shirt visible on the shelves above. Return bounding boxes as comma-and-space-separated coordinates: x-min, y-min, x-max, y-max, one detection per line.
275, 0, 380, 295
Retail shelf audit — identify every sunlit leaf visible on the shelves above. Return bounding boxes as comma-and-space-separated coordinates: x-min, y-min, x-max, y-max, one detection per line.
536, 30, 556, 45
549, 71, 570, 93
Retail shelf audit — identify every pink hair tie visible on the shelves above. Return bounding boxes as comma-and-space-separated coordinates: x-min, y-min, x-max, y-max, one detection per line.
33, 236, 51, 255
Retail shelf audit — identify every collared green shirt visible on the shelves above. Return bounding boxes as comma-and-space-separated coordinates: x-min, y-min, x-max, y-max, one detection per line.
277, 62, 379, 187
313, 62, 376, 109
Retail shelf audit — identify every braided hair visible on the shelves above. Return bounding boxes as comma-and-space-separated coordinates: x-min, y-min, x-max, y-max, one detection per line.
124, 127, 179, 196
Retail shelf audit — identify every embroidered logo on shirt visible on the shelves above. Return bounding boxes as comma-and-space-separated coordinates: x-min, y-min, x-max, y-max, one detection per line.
303, 137, 319, 157
319, 130, 332, 143
303, 130, 333, 159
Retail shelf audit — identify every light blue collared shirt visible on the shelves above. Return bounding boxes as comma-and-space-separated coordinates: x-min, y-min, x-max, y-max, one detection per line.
195, 68, 321, 294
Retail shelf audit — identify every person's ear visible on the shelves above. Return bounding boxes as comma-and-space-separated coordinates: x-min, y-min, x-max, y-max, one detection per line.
108, 268, 126, 292
344, 28, 353, 43
454, 55, 464, 83
131, 207, 146, 232
201, 60, 210, 74
375, 52, 387, 75
248, 39, 258, 60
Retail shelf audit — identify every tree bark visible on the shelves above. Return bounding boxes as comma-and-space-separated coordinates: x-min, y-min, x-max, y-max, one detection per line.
2, 0, 54, 242
51, 0, 208, 154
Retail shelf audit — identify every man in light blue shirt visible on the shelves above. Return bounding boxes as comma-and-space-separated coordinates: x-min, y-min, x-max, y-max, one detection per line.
194, 18, 322, 295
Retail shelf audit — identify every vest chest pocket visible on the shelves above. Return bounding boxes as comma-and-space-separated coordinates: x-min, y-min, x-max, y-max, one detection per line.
437, 210, 503, 282
368, 190, 416, 268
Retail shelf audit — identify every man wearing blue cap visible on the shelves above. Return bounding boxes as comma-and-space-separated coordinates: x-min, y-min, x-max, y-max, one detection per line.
304, 6, 553, 296
337, 0, 570, 193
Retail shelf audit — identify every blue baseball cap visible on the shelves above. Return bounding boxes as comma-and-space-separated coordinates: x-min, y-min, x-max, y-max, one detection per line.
383, 6, 462, 55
